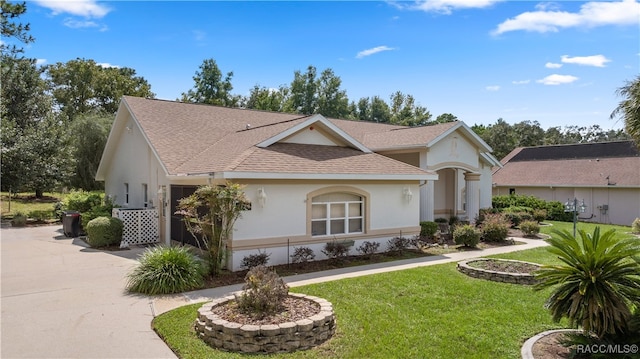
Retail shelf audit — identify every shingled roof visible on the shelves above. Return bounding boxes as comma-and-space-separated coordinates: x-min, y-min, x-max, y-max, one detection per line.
100, 96, 449, 180
493, 141, 640, 188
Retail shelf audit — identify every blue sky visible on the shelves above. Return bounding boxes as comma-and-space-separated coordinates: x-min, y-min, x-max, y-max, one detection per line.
16, 0, 640, 130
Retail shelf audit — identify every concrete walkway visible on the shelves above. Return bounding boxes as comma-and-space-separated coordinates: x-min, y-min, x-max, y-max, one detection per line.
1, 225, 549, 358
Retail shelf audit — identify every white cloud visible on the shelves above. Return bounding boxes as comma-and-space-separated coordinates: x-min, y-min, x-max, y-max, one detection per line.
512, 80, 530, 85
492, 0, 640, 35
34, 0, 110, 18
545, 62, 562, 69
63, 18, 98, 28
97, 62, 120, 69
36, 59, 47, 66
408, 0, 502, 14
485, 85, 500, 91
536, 74, 579, 85
356, 46, 395, 59
561, 54, 611, 67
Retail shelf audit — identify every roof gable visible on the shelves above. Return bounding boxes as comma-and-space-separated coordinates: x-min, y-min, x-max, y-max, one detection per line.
257, 114, 372, 153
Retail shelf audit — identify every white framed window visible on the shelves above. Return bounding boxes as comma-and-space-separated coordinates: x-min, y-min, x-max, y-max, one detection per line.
142, 183, 148, 207
124, 183, 129, 205
311, 193, 364, 236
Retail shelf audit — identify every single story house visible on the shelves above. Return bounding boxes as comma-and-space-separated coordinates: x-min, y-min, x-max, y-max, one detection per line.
96, 96, 500, 270
492, 141, 640, 226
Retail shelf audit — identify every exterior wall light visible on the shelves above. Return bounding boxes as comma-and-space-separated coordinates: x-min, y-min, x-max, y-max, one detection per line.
403, 187, 413, 203
257, 187, 267, 208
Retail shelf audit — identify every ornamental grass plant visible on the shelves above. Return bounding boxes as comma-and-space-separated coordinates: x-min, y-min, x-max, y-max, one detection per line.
126, 246, 205, 295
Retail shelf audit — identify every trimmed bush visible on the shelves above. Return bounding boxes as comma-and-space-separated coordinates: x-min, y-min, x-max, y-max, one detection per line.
481, 213, 511, 242
420, 221, 438, 238
85, 216, 123, 248
632, 218, 640, 234
322, 240, 350, 261
240, 250, 270, 270
386, 236, 410, 255
290, 246, 315, 264
356, 241, 380, 259
502, 212, 522, 228
533, 209, 547, 223
434, 217, 448, 223
126, 246, 205, 295
519, 220, 540, 237
453, 224, 481, 248
236, 265, 289, 318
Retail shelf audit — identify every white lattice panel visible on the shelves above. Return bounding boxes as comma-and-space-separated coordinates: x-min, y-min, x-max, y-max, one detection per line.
113, 209, 159, 245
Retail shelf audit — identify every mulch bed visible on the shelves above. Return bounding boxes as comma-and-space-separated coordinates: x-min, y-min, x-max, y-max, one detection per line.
468, 259, 540, 274
532, 331, 572, 359
211, 296, 320, 325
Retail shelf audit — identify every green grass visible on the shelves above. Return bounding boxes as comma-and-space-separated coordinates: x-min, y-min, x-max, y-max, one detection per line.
539, 220, 634, 238
1, 191, 65, 218
153, 257, 563, 359
153, 221, 636, 359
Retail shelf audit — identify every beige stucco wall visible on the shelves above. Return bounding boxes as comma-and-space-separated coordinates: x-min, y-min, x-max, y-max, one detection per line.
492, 186, 640, 226
227, 180, 421, 271
102, 112, 166, 210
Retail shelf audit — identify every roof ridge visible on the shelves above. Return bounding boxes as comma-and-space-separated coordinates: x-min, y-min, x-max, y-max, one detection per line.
237, 115, 311, 132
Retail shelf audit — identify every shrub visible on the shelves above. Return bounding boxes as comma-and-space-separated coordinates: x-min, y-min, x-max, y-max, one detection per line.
533, 209, 547, 223
290, 246, 315, 264
504, 206, 533, 214
11, 212, 27, 227
63, 190, 103, 213
28, 209, 53, 222
419, 221, 438, 238
386, 236, 410, 255
475, 208, 497, 227
519, 220, 540, 237
501, 212, 522, 228
546, 201, 573, 222
409, 235, 429, 250
448, 216, 460, 226
535, 227, 640, 339
236, 265, 289, 318
632, 218, 640, 234
434, 217, 448, 223
356, 241, 380, 259
85, 216, 123, 248
126, 246, 205, 295
453, 224, 481, 247
240, 250, 270, 270
321, 240, 350, 261
492, 194, 546, 211
481, 213, 511, 242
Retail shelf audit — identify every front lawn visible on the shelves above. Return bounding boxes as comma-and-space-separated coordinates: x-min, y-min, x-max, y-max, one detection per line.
1, 191, 65, 219
153, 255, 562, 359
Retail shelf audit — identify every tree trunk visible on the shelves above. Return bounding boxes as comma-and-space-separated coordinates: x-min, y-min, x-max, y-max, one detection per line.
35, 188, 43, 199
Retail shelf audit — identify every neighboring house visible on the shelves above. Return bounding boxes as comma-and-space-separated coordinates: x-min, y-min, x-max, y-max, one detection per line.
96, 96, 500, 270
492, 141, 640, 226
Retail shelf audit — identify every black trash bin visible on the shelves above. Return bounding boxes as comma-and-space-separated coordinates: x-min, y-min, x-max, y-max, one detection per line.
62, 211, 81, 238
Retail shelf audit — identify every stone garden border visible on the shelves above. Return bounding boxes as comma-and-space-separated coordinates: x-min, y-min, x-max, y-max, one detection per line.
521, 329, 579, 359
195, 293, 335, 354
457, 258, 541, 285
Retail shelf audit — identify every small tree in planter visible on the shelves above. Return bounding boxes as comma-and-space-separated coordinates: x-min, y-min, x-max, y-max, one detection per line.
175, 182, 250, 275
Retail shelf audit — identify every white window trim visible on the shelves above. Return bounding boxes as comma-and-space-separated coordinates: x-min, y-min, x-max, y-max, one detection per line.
124, 183, 129, 205
311, 198, 364, 237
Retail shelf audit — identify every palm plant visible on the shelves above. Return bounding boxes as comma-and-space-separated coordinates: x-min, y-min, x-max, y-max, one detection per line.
611, 75, 640, 146
534, 227, 640, 339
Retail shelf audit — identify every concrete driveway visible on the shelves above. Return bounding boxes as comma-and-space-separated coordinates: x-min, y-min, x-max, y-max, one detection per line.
1, 225, 176, 359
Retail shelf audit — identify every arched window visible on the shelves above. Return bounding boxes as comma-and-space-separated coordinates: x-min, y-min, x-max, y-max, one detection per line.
311, 193, 364, 236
